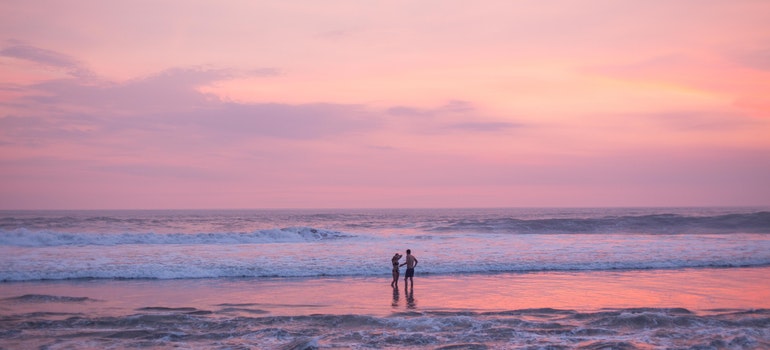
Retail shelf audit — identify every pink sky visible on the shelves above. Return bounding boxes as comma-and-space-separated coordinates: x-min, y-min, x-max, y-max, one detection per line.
1, 1, 769, 209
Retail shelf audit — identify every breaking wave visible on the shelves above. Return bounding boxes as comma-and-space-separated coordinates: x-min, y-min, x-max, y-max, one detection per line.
1, 302, 767, 349
0, 227, 353, 247
2, 294, 97, 303
426, 211, 770, 234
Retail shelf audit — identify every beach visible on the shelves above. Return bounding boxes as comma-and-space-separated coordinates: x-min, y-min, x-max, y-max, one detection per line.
1, 208, 769, 348
1, 267, 769, 348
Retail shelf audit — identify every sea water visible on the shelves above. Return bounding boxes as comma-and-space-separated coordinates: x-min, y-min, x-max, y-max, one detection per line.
1, 207, 769, 349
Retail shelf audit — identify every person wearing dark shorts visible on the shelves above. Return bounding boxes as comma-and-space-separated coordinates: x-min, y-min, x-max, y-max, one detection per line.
400, 249, 418, 288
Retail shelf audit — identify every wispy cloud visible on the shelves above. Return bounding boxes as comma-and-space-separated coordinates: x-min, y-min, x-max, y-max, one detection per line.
446, 121, 524, 132
1, 41, 94, 78
180, 102, 378, 140
733, 47, 770, 71
384, 100, 525, 134
23, 68, 231, 113
1, 0, 769, 208
387, 100, 474, 117
637, 111, 760, 132
2, 71, 379, 146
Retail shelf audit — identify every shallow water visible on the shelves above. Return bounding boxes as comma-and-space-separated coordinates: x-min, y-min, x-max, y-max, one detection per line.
2, 208, 769, 281
3, 306, 768, 349
1, 268, 768, 349
1, 208, 768, 348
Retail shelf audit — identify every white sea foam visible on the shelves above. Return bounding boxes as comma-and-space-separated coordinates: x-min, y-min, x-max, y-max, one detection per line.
424, 211, 770, 234
1, 208, 769, 281
2, 231, 769, 281
0, 226, 353, 247
1, 299, 767, 349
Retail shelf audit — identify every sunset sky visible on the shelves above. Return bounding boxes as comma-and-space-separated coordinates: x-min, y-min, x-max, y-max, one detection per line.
1, 1, 769, 209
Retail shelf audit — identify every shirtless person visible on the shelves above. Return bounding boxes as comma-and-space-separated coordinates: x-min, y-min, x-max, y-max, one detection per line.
399, 249, 418, 288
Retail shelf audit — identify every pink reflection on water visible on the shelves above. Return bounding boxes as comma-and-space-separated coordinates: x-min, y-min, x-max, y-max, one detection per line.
1, 267, 768, 318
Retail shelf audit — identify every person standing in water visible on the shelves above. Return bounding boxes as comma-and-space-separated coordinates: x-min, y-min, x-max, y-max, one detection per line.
400, 249, 418, 288
390, 252, 402, 287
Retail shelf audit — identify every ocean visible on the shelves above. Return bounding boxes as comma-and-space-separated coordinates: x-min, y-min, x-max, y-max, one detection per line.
1, 207, 769, 349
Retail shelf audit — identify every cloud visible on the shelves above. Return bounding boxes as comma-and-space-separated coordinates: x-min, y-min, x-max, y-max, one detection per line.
387, 100, 474, 117
23, 67, 233, 113
1, 64, 380, 148
1, 43, 523, 150
0, 114, 100, 147
0, 41, 93, 78
588, 54, 692, 79
180, 102, 377, 140
92, 162, 226, 181
733, 47, 770, 71
247, 68, 282, 77
641, 111, 760, 132
441, 100, 475, 113
446, 121, 524, 132
384, 100, 525, 134
0, 41, 280, 115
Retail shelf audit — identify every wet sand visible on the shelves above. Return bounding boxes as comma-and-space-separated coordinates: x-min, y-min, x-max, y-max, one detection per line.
1, 266, 768, 318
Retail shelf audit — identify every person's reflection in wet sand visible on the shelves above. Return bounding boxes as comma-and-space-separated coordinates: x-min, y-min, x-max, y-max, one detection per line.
405, 286, 416, 309
391, 286, 400, 308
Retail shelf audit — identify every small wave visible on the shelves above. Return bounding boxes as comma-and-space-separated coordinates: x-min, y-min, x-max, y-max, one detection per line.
2, 294, 96, 303
1, 307, 767, 348
434, 343, 489, 350
586, 308, 698, 329
137, 307, 199, 312
0, 226, 354, 247
2, 259, 769, 282
218, 307, 270, 315
136, 307, 214, 315
278, 337, 319, 350
428, 212, 770, 234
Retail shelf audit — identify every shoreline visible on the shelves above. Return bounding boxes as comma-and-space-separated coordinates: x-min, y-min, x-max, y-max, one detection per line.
2, 262, 768, 282
3, 266, 768, 348
2, 266, 768, 317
